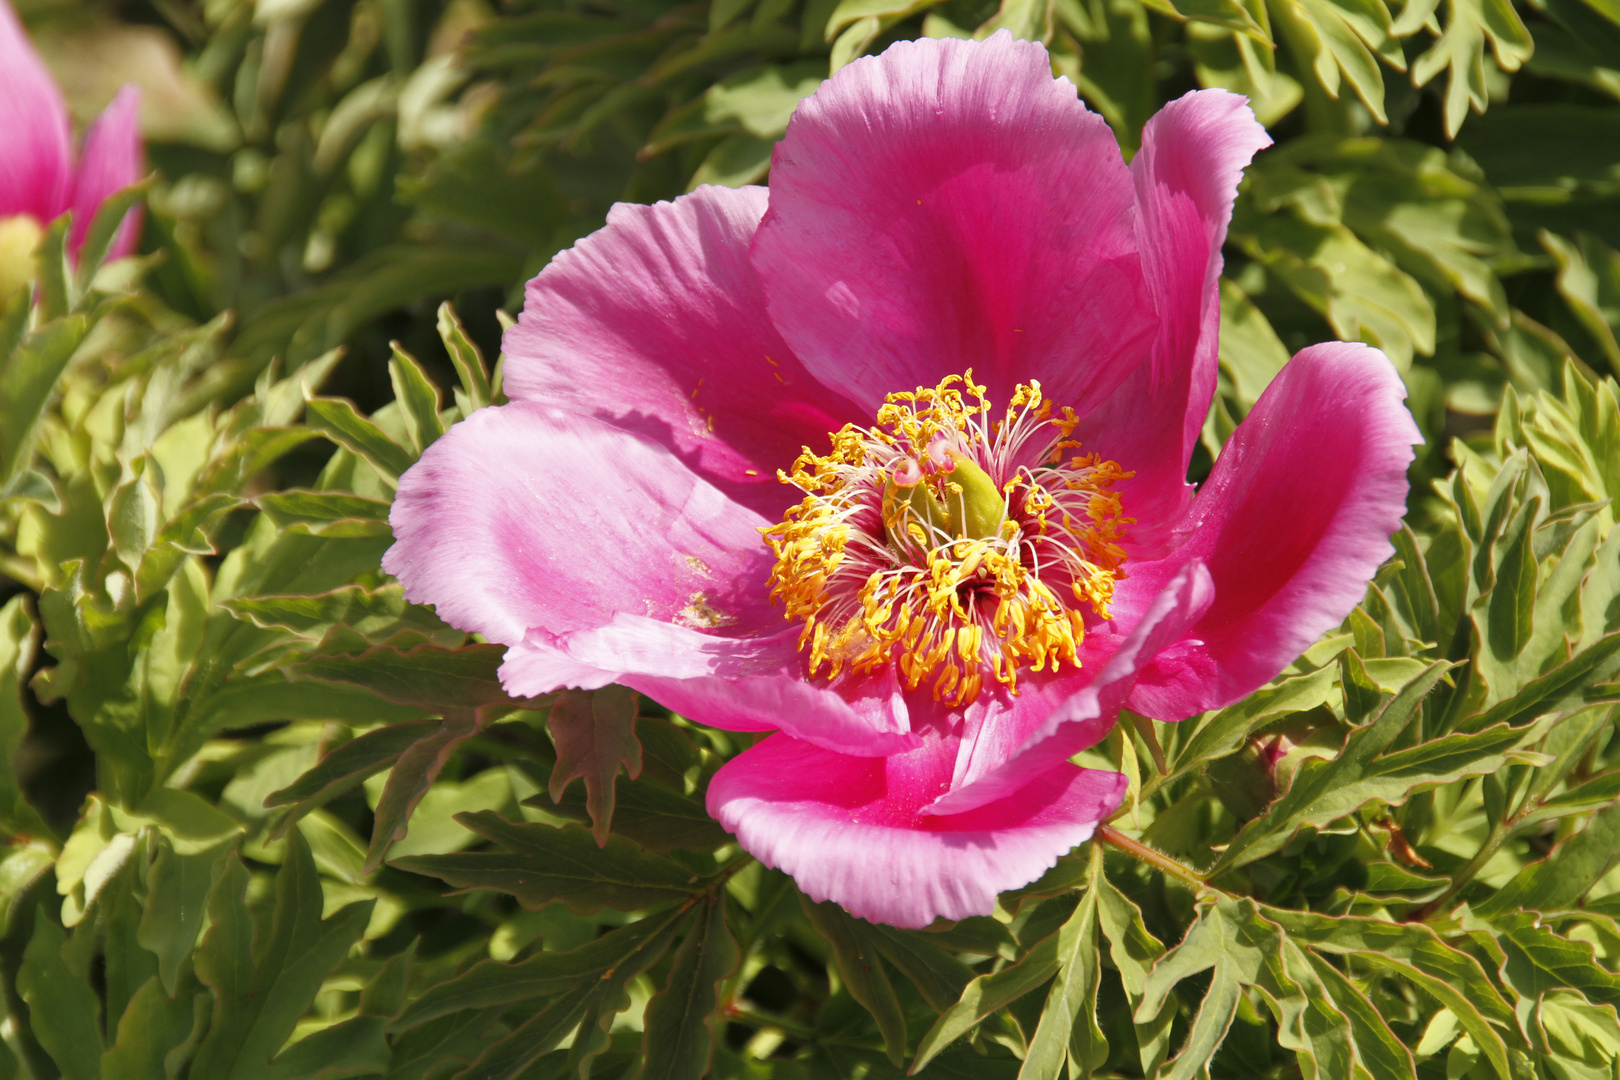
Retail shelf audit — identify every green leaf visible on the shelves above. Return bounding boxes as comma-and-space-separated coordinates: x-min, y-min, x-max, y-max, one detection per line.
364, 713, 482, 872
547, 686, 642, 846
390, 812, 705, 913
282, 640, 525, 711
137, 831, 232, 996
265, 716, 476, 821
1157, 663, 1338, 795
869, 927, 976, 1013
392, 905, 688, 1061
1218, 277, 1293, 408
1405, 0, 1532, 136
304, 397, 416, 485
1135, 896, 1283, 1080
388, 342, 447, 455
0, 315, 91, 496
1460, 631, 1620, 732
802, 897, 908, 1067
1477, 796, 1620, 916
1269, 909, 1514, 1077
1302, 950, 1418, 1080
1211, 661, 1456, 872
18, 916, 103, 1080
1017, 845, 1107, 1080
1492, 912, 1620, 1024
1095, 861, 1174, 1076
437, 303, 493, 411
0, 598, 50, 838
100, 975, 207, 1080
911, 919, 1063, 1071
639, 894, 740, 1080
189, 832, 375, 1080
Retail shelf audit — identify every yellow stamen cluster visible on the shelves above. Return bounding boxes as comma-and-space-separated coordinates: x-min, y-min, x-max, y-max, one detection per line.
762, 372, 1131, 707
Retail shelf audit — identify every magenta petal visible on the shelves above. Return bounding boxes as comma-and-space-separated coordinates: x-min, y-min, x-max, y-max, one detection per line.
0, 0, 72, 223
707, 732, 1126, 927
928, 561, 1213, 816
69, 85, 144, 259
1126, 342, 1421, 719
1073, 90, 1271, 555
500, 185, 864, 518
385, 403, 776, 649
752, 31, 1155, 414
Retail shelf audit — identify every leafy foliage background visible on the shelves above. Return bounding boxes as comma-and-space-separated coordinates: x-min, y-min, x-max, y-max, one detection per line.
4, 0, 1620, 1074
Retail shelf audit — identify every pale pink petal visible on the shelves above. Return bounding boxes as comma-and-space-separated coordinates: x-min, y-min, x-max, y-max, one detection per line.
1125, 342, 1420, 719
501, 185, 864, 518
752, 31, 1155, 415
513, 616, 919, 756
69, 85, 143, 259
386, 403, 918, 756
384, 403, 776, 649
707, 731, 1126, 927
927, 561, 1213, 816
0, 0, 71, 222
1072, 90, 1271, 557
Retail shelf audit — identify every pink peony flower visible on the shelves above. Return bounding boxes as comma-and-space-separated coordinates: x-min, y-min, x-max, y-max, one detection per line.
0, 0, 143, 268
386, 32, 1421, 928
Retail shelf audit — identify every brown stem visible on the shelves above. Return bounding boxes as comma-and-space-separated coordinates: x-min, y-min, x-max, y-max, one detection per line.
1096, 825, 1208, 889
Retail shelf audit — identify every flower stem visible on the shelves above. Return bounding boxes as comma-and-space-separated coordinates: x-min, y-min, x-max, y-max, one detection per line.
1096, 825, 1207, 889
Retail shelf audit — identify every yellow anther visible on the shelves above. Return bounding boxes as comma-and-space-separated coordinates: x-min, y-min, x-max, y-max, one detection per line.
760, 373, 1131, 708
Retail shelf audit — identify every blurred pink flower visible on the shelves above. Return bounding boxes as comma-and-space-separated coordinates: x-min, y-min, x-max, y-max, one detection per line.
0, 0, 143, 262
386, 32, 1421, 927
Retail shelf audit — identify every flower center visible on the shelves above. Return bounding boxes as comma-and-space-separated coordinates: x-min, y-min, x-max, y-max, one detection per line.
763, 372, 1131, 707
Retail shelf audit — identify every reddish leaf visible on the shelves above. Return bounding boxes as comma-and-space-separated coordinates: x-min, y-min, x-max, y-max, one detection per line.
547, 687, 642, 846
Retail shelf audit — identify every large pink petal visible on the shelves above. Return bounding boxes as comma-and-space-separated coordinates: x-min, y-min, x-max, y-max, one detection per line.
752, 31, 1155, 415
1072, 90, 1271, 557
707, 732, 1125, 927
928, 560, 1213, 816
500, 185, 864, 519
385, 402, 776, 649
0, 0, 71, 223
69, 85, 143, 259
1126, 342, 1420, 719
